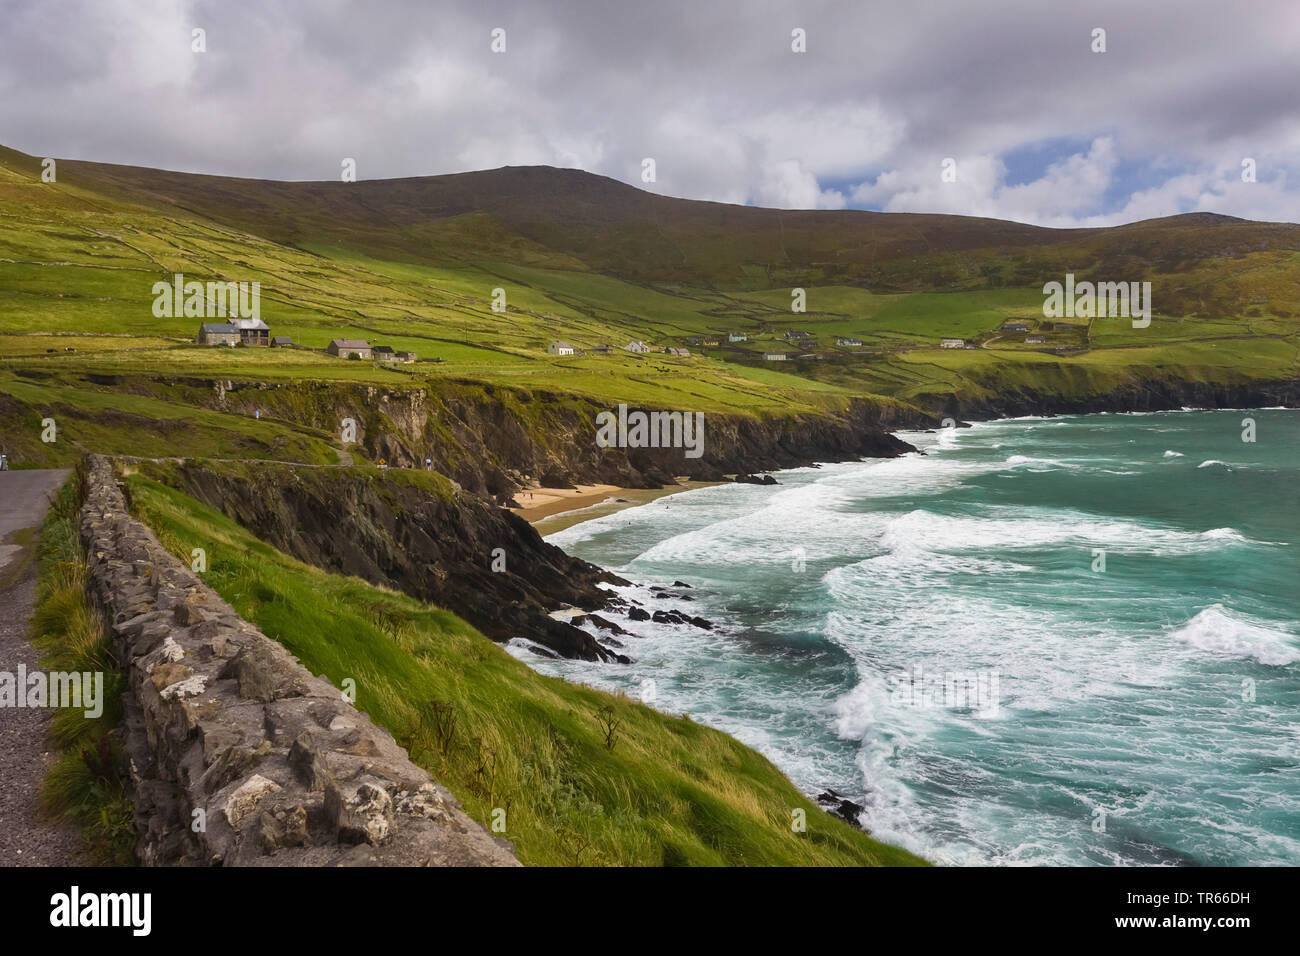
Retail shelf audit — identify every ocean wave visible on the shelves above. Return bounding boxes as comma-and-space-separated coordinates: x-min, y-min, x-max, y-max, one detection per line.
1200, 527, 1248, 542
1197, 459, 1230, 469
869, 507, 1257, 557
1170, 605, 1299, 666
1163, 450, 1183, 457
1004, 454, 1080, 469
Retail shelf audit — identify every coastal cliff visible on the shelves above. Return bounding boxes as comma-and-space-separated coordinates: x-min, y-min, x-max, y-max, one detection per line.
131, 460, 633, 662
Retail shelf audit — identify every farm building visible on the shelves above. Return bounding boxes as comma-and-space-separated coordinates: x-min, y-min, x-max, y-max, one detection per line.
940, 338, 966, 349
665, 347, 690, 357
763, 351, 792, 361
1001, 322, 1030, 332
373, 346, 418, 363
837, 337, 863, 347
328, 339, 372, 359
783, 330, 812, 341
588, 344, 612, 354
1026, 335, 1046, 344
623, 341, 651, 353
547, 341, 576, 356
230, 317, 270, 346
198, 322, 239, 346
270, 335, 293, 347
728, 333, 748, 342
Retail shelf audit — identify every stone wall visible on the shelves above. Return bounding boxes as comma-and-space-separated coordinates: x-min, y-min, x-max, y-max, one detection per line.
79, 455, 518, 866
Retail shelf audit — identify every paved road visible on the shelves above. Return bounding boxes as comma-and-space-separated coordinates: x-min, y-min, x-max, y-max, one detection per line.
0, 468, 83, 865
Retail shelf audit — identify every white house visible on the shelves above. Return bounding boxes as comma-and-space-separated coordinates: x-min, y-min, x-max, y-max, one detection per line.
728, 332, 748, 342
837, 337, 863, 347
547, 341, 576, 356
763, 351, 791, 361
940, 338, 966, 349
623, 341, 651, 353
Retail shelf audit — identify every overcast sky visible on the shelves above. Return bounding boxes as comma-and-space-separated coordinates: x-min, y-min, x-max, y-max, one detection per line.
2, 0, 1297, 226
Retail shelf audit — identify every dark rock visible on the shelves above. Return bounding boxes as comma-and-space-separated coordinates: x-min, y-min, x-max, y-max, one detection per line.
573, 613, 629, 636
220, 642, 307, 702
174, 600, 207, 625
651, 609, 695, 626
289, 733, 333, 791
816, 789, 869, 831
627, 607, 651, 621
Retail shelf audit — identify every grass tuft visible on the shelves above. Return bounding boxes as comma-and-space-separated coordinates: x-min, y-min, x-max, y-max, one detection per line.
31, 469, 134, 865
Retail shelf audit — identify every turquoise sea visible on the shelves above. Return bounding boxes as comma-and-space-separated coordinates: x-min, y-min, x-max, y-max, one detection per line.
518, 409, 1300, 866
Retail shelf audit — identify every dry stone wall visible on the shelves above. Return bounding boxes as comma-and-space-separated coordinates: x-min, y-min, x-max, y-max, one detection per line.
80, 455, 518, 867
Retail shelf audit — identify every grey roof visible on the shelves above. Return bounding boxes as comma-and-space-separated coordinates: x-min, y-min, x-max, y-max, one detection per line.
201, 322, 239, 334
230, 317, 269, 330
372, 344, 396, 353
330, 339, 371, 349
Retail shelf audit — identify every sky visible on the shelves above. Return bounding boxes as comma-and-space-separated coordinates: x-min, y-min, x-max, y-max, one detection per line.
2, 0, 1298, 227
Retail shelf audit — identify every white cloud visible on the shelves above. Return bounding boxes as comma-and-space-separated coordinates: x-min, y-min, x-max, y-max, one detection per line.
757, 159, 845, 210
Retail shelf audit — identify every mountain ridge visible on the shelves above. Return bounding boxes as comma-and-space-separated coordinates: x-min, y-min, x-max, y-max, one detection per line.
6, 143, 1297, 293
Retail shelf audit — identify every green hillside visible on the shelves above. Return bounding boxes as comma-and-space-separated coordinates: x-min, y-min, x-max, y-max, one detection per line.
1, 140, 1297, 467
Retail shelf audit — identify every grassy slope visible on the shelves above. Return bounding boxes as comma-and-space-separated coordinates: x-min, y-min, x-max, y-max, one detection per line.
1, 143, 1297, 461
124, 471, 925, 867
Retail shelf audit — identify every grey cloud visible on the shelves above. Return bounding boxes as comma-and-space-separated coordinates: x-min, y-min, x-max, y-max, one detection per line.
0, 0, 1296, 224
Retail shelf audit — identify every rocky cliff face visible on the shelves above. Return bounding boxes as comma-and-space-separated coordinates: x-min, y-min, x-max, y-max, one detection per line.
925, 377, 1300, 422
186, 373, 1300, 500
137, 461, 632, 662
199, 380, 928, 501
80, 456, 518, 867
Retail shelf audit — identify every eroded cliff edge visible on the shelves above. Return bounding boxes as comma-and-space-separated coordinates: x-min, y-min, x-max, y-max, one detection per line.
130, 460, 634, 662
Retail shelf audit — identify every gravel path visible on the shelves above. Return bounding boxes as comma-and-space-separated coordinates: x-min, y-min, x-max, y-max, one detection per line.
0, 468, 84, 865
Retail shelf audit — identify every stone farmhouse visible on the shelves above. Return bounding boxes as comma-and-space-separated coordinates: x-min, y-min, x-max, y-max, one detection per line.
328, 339, 372, 359
198, 318, 269, 346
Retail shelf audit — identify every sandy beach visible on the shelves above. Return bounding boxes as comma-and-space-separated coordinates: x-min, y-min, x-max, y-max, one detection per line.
507, 484, 623, 521
509, 479, 723, 532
